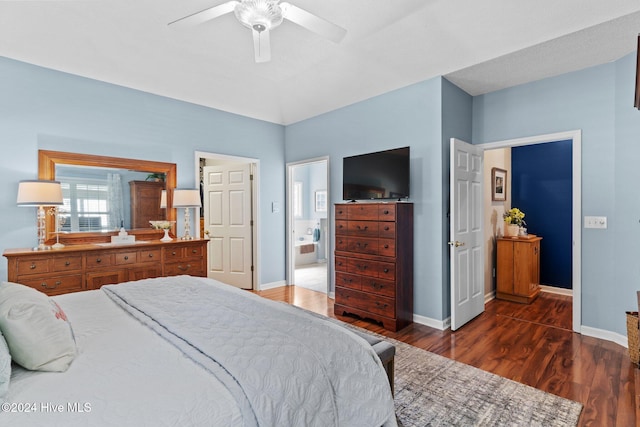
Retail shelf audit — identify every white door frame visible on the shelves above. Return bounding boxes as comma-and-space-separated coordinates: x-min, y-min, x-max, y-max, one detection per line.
286, 157, 330, 294
479, 130, 582, 333
195, 151, 260, 290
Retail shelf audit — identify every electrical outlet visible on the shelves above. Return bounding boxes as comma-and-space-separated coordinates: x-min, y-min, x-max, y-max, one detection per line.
584, 216, 607, 229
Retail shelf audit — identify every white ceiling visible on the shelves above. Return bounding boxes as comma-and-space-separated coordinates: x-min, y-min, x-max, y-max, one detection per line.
1, 0, 640, 125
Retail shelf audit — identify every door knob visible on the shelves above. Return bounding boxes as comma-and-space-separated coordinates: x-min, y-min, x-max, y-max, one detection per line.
448, 241, 465, 247
205, 230, 210, 236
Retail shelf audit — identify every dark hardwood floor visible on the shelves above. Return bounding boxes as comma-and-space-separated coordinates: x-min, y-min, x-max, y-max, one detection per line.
256, 286, 638, 427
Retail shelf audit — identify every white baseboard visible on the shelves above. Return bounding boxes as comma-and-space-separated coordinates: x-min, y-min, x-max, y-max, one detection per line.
580, 325, 628, 348
413, 313, 450, 330
258, 280, 286, 291
539, 285, 573, 296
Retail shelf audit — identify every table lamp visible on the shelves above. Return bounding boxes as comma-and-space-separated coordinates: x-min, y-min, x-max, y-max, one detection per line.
17, 180, 63, 250
173, 189, 201, 240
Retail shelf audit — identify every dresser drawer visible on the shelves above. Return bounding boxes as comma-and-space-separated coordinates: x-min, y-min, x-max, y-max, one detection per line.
52, 256, 83, 272
86, 254, 114, 269
21, 274, 84, 296
183, 244, 205, 258
347, 221, 378, 237
378, 239, 396, 257
335, 205, 348, 220
347, 237, 378, 255
138, 249, 161, 263
335, 220, 348, 236
347, 258, 378, 278
347, 204, 378, 220
335, 235, 348, 251
335, 272, 361, 291
115, 251, 138, 265
378, 205, 396, 221
362, 277, 396, 298
335, 256, 348, 272
378, 262, 395, 281
165, 262, 205, 277
336, 287, 395, 318
379, 222, 396, 239
16, 258, 50, 276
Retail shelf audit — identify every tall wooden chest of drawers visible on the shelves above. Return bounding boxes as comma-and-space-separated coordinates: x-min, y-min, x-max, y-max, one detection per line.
334, 202, 413, 331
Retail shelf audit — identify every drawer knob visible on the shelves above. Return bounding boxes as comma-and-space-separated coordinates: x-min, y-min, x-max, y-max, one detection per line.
177, 264, 191, 271
373, 282, 383, 290
383, 244, 389, 249
376, 301, 389, 309
384, 226, 390, 231
383, 210, 390, 215
191, 249, 197, 254
383, 268, 389, 273
124, 256, 129, 260
30, 263, 36, 270
148, 253, 154, 258
65, 261, 70, 266
172, 251, 177, 256
96, 258, 102, 263
41, 281, 61, 290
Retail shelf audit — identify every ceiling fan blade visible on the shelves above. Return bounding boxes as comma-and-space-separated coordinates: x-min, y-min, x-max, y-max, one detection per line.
252, 29, 271, 63
168, 1, 239, 28
280, 2, 346, 43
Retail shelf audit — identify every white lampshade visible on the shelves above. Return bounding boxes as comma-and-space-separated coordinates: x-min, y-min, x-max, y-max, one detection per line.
17, 180, 63, 206
160, 190, 167, 209
173, 189, 201, 208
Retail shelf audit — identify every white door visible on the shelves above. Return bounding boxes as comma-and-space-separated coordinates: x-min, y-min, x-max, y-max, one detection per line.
449, 138, 485, 330
203, 163, 254, 289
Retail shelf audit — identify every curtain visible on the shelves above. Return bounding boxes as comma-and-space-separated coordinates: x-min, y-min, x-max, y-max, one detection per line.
107, 173, 125, 230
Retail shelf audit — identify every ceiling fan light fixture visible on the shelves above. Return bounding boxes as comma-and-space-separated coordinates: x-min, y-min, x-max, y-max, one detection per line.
234, 0, 283, 32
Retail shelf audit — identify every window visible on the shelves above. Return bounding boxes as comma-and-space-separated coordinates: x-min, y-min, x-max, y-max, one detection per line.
60, 179, 110, 232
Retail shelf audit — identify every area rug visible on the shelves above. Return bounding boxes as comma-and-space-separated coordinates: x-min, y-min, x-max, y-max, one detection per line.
391, 338, 583, 427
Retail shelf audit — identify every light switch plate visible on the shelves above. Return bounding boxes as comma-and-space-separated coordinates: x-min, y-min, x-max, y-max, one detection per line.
584, 216, 607, 229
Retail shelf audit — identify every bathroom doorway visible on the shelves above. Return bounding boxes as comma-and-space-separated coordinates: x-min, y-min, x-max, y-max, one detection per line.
286, 157, 329, 294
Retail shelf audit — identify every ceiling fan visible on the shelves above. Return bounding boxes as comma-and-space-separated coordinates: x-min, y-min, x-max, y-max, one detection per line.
169, 0, 347, 63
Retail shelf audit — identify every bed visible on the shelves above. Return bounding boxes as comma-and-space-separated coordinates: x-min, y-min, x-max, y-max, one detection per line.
0, 275, 397, 426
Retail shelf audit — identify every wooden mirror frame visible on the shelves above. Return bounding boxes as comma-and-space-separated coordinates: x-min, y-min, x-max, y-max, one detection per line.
38, 150, 177, 245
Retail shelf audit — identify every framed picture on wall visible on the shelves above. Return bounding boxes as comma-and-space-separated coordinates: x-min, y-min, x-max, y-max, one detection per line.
315, 190, 327, 212
491, 168, 507, 201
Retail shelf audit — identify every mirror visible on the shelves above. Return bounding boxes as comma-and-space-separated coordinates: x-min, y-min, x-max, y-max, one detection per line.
38, 150, 177, 245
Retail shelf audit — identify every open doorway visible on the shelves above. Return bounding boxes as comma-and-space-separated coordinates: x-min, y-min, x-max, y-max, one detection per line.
195, 151, 259, 290
481, 130, 581, 333
286, 157, 330, 294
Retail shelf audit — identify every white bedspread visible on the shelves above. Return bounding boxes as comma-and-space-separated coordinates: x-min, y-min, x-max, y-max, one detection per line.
103, 276, 397, 427
4, 276, 397, 426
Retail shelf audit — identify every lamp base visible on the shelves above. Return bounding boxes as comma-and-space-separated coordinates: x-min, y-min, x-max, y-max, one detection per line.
52, 242, 65, 250
180, 235, 194, 241
33, 244, 52, 251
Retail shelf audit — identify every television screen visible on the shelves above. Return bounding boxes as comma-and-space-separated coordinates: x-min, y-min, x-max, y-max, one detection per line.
343, 146, 410, 200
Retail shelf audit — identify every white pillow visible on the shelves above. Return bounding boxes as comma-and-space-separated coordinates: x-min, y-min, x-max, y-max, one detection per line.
0, 329, 10, 399
0, 282, 76, 372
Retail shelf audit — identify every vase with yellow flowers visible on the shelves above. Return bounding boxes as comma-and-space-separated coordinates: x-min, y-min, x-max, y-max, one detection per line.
503, 207, 526, 237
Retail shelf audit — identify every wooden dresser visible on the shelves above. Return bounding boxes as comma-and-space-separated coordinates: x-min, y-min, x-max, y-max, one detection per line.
334, 202, 413, 331
496, 236, 542, 304
4, 239, 207, 296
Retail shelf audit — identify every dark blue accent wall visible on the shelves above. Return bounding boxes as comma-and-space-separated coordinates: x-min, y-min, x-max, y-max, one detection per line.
512, 140, 572, 289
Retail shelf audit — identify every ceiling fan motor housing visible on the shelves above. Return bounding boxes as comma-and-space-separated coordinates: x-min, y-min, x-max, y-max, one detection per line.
234, 0, 284, 32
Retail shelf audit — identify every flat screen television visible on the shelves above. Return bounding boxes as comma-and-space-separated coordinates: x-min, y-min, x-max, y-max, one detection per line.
343, 146, 410, 200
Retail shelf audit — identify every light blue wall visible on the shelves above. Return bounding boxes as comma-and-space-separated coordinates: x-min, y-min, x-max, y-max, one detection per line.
0, 57, 286, 285
473, 54, 639, 336
286, 77, 453, 321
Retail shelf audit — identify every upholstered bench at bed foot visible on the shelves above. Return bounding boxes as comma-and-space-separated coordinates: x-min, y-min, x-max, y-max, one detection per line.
347, 329, 396, 395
